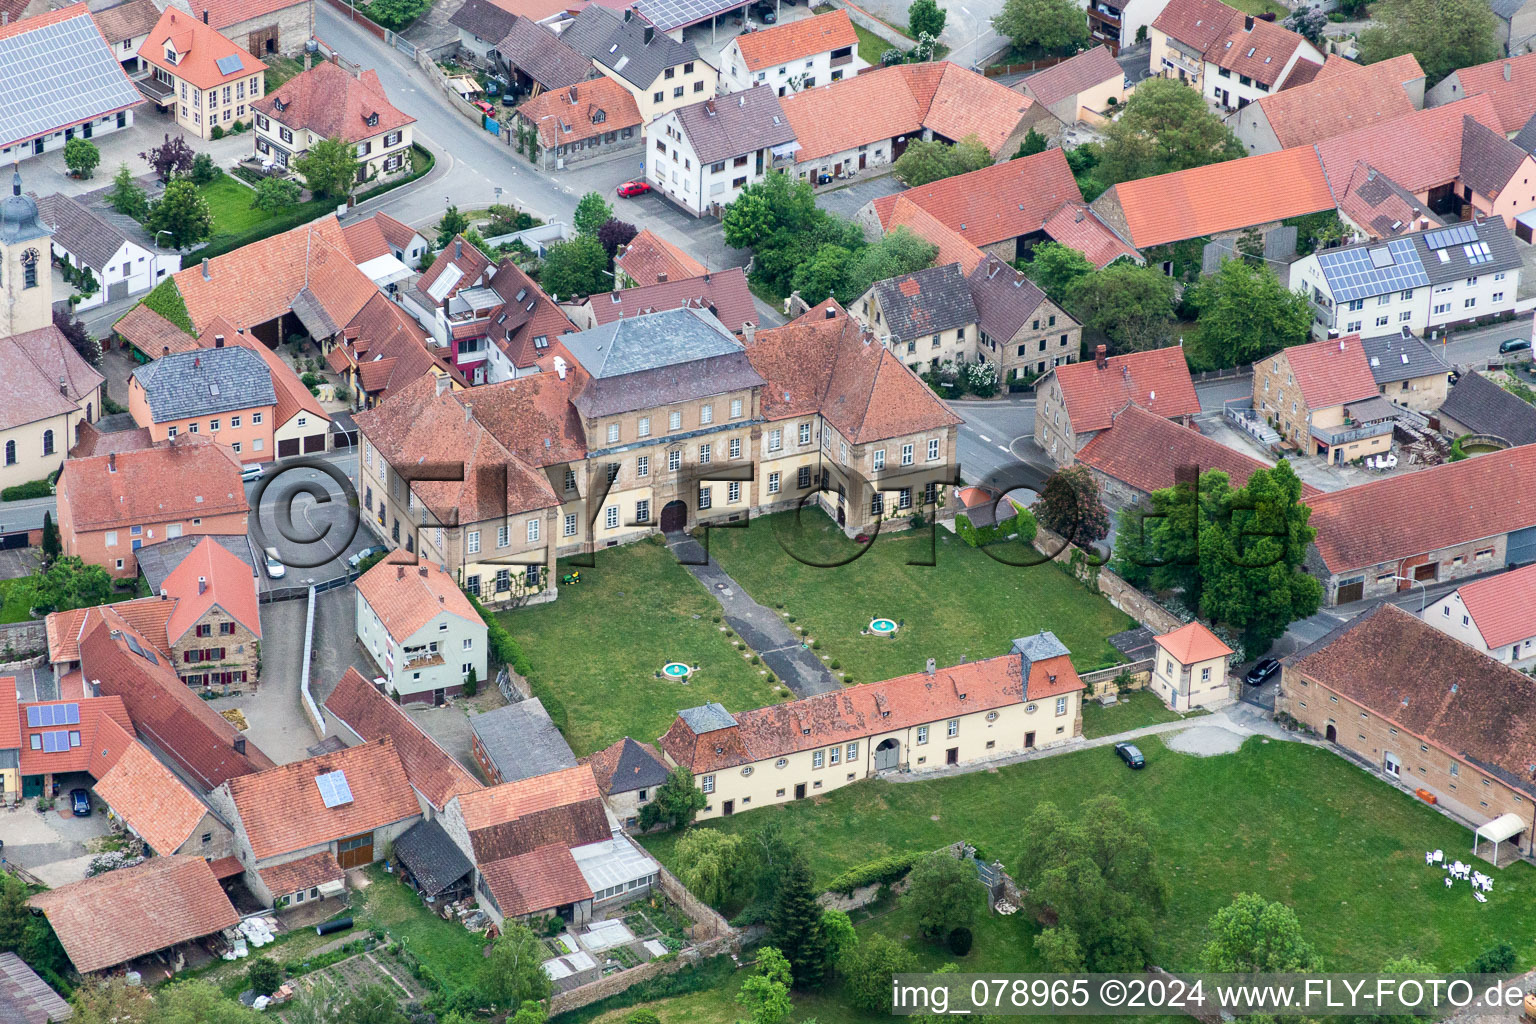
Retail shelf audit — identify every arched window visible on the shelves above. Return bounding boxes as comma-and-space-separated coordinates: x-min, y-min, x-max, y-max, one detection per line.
3, 440, 14, 466
42, 430, 53, 456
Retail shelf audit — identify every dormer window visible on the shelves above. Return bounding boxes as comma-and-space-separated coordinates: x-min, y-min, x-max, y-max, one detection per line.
164, 45, 177, 64
273, 97, 285, 111
592, 108, 606, 124
366, 111, 379, 127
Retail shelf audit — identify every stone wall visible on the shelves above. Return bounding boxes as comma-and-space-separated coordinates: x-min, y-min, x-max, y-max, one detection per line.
1079, 660, 1152, 698
547, 938, 740, 1016
657, 861, 732, 942
0, 621, 47, 660
1032, 523, 1184, 634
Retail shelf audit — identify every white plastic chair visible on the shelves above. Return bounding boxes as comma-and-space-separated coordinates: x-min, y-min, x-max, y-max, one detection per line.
1434, 850, 1444, 863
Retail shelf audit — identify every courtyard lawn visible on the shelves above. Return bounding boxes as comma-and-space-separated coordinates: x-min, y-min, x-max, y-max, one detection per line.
497, 540, 785, 756
812, 4, 905, 64
700, 511, 1133, 685
0, 578, 33, 624
1223, 0, 1289, 14
357, 866, 487, 995
199, 173, 271, 236
262, 55, 304, 93
1080, 688, 1200, 738
641, 736, 1536, 973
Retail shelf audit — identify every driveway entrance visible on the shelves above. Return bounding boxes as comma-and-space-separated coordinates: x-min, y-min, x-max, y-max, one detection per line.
661, 500, 687, 534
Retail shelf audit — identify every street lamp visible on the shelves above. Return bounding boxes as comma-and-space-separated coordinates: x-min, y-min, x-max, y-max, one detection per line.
1389, 575, 1428, 614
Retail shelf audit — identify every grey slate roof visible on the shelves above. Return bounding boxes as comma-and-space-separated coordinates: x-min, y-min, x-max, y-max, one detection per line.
1435, 370, 1536, 447
1513, 109, 1536, 154
679, 702, 737, 733
496, 17, 593, 90
469, 698, 578, 782
393, 818, 474, 897
1359, 333, 1449, 385
1012, 631, 1070, 679
449, 0, 518, 41
1412, 216, 1522, 286
0, 951, 71, 1024
0, 8, 142, 152
967, 255, 1050, 342
1459, 116, 1529, 199
34, 192, 131, 272
596, 737, 670, 794
1348, 164, 1437, 238
672, 85, 793, 165
871, 263, 978, 342
562, 6, 701, 88
131, 346, 277, 423
1490, 0, 1528, 22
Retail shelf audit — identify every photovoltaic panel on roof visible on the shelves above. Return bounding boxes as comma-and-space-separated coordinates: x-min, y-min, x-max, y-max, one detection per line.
1423, 224, 1477, 250
125, 635, 143, 656
25, 707, 40, 728
62, 703, 79, 725
316, 769, 354, 808
1316, 237, 1430, 302
215, 54, 244, 75
634, 0, 749, 31
0, 11, 142, 150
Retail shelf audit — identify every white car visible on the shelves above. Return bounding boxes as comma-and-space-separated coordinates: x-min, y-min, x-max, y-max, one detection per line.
264, 548, 286, 579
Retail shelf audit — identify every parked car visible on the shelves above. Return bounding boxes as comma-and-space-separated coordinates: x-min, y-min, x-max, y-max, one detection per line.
69, 788, 91, 816
348, 544, 387, 569
1244, 657, 1281, 686
1498, 338, 1531, 354
753, 3, 777, 22
500, 89, 520, 107
472, 100, 496, 116
241, 463, 264, 483
264, 547, 287, 580
616, 180, 651, 197
1115, 742, 1146, 769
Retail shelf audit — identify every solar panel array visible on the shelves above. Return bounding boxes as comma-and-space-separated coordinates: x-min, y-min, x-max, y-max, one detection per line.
0, 11, 142, 150
39, 730, 72, 753
316, 770, 355, 808
635, 0, 750, 31
1316, 237, 1429, 302
215, 54, 246, 75
124, 634, 159, 665
1423, 224, 1478, 250
25, 704, 80, 728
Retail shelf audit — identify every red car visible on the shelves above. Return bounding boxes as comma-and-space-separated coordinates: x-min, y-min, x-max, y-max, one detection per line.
616, 180, 651, 197
472, 100, 496, 116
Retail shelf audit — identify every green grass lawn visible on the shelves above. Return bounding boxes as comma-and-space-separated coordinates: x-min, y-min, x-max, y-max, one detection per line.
1080, 688, 1200, 738
812, 3, 908, 63
1223, 0, 1289, 14
199, 173, 270, 235
358, 867, 487, 994
497, 540, 784, 756
0, 578, 34, 624
641, 736, 1536, 974
700, 511, 1133, 684
262, 55, 304, 94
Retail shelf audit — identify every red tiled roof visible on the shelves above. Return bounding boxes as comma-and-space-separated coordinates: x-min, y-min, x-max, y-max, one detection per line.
1315, 94, 1502, 195
1041, 202, 1139, 268
1282, 57, 1322, 87
615, 230, 707, 287
17, 695, 131, 777
746, 301, 962, 444
356, 551, 484, 641
1439, 52, 1536, 135
1454, 562, 1536, 649
1076, 403, 1321, 497
214, 327, 329, 427
459, 368, 588, 467
257, 851, 345, 897
478, 844, 592, 917
224, 738, 420, 860
112, 303, 198, 358
30, 856, 239, 974
1305, 444, 1536, 573
192, 0, 305, 33
660, 648, 1084, 773
518, 76, 641, 148
734, 9, 858, 70
1279, 335, 1379, 410
586, 266, 759, 335
209, 855, 244, 878
373, 212, 423, 253
339, 292, 453, 401
0, 325, 105, 433
415, 235, 492, 309
342, 215, 392, 263
162, 536, 261, 645
1099, 146, 1332, 248
58, 440, 247, 532
1152, 0, 1239, 53
68, 421, 156, 460
1050, 346, 1200, 434
0, 678, 17, 751
871, 150, 1082, 250
1022, 45, 1124, 108
882, 198, 988, 274
1253, 53, 1422, 149
1154, 620, 1233, 664
93, 737, 209, 855
92, 0, 162, 43
252, 62, 415, 145
47, 596, 174, 665
453, 764, 600, 832
1205, 14, 1314, 85
324, 668, 482, 808
139, 9, 256, 91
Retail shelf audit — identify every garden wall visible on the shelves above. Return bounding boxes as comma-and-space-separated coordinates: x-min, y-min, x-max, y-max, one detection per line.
1032, 524, 1184, 634
1079, 660, 1152, 698
0, 621, 47, 660
547, 936, 740, 1015
657, 862, 732, 942
818, 0, 912, 47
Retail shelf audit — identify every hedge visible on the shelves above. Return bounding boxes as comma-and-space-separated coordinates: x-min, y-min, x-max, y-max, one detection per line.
466, 591, 532, 678
954, 505, 1036, 548
826, 851, 924, 896
1, 477, 53, 502
354, 143, 436, 205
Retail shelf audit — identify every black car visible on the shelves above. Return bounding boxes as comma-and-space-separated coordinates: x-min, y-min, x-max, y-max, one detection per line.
1499, 338, 1531, 354
752, 1, 777, 20
1115, 742, 1145, 769
1244, 657, 1281, 686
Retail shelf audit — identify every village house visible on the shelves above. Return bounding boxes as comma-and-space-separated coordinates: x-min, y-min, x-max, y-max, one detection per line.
6, 685, 130, 804
93, 0, 163, 77
1278, 603, 1536, 858
559, 6, 717, 124
1254, 336, 1395, 464
1423, 562, 1536, 667
582, 736, 670, 829
516, 77, 642, 171
34, 192, 180, 310
1087, 0, 1174, 55
1426, 52, 1536, 136
137, 9, 263, 140
878, 198, 989, 275
1434, 370, 1536, 447
342, 210, 430, 271
1359, 332, 1451, 412
354, 552, 488, 703
645, 86, 796, 218
91, 720, 239, 859
127, 345, 278, 461
1226, 54, 1424, 154
570, 266, 757, 336
1489, 0, 1536, 57
718, 9, 864, 94
56, 441, 248, 578
493, 16, 594, 96
659, 633, 1086, 820
209, 738, 422, 907
1149, 0, 1322, 109
615, 229, 706, 287
470, 698, 577, 785
325, 668, 484, 817
1019, 45, 1129, 126
448, 0, 518, 63
1303, 444, 1536, 604
1034, 344, 1201, 463
191, 0, 314, 56
967, 255, 1082, 383
0, 6, 142, 166
1150, 621, 1232, 711
327, 292, 462, 409
853, 262, 979, 374
1291, 219, 1521, 341
252, 60, 415, 181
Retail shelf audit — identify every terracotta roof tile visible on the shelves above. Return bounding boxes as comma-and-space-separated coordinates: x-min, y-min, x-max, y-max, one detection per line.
1100, 146, 1332, 248
68, 421, 156, 459
0, 325, 105, 432
17, 694, 132, 777
1154, 620, 1232, 664
1253, 53, 1422, 149
324, 668, 483, 808
882, 198, 987, 274
871, 149, 1082, 249
517, 76, 641, 148
459, 369, 588, 466
30, 856, 239, 974
453, 763, 599, 832
478, 844, 592, 917
1022, 45, 1124, 108
338, 292, 453, 401
452, 765, 609, 862
1439, 52, 1536, 135
1315, 94, 1502, 195
47, 596, 174, 665
1305, 444, 1536, 573
734, 9, 857, 70
1050, 345, 1200, 433
415, 235, 493, 309
342, 215, 392, 263
372, 212, 423, 253
1279, 335, 1379, 410
252, 62, 414, 145
112, 303, 198, 359
586, 266, 758, 335
1337, 161, 1428, 239
225, 738, 421, 860
1041, 202, 1139, 268
616, 230, 707, 287
1206, 14, 1314, 85
93, 737, 209, 855
194, 0, 305, 33
57, 440, 247, 532
1453, 562, 1536, 649
257, 851, 345, 896
0, 679, 17, 752
162, 536, 261, 645
139, 9, 256, 91
356, 552, 482, 643
1281, 57, 1322, 86
92, 0, 162, 43
1153, 0, 1240, 52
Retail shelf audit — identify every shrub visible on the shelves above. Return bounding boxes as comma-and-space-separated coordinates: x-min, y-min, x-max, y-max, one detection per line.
247, 957, 282, 996
811, 640, 821, 650
830, 661, 841, 670
627, 1012, 662, 1024
2, 478, 54, 502
948, 927, 974, 956
750, 655, 759, 664
467, 592, 533, 678
210, 125, 225, 140
826, 852, 924, 895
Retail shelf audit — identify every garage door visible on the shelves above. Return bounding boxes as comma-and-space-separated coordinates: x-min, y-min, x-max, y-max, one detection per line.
337, 831, 374, 869
0, 532, 26, 550
278, 438, 300, 458
1508, 524, 1536, 567
303, 433, 326, 454
1335, 575, 1365, 603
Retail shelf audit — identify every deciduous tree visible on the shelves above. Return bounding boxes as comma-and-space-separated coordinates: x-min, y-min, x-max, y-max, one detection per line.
908, 0, 946, 37
146, 178, 213, 249
1023, 241, 1095, 306
839, 227, 937, 303
639, 765, 708, 831
574, 191, 615, 237
436, 206, 470, 249
29, 556, 113, 614
251, 176, 303, 214
736, 946, 794, 1024
992, 0, 1087, 54
53, 309, 101, 367
64, 138, 100, 179
1190, 257, 1312, 366
1098, 78, 1244, 185
154, 980, 264, 1024
1034, 465, 1110, 548
1199, 892, 1322, 972
1359, 0, 1499, 86
791, 244, 855, 306
597, 217, 638, 260
1066, 261, 1176, 353
483, 923, 552, 1010
842, 933, 919, 1013
140, 133, 196, 182
676, 829, 753, 908
1013, 126, 1049, 158
892, 134, 991, 187
902, 852, 983, 940
294, 137, 361, 198
538, 235, 609, 300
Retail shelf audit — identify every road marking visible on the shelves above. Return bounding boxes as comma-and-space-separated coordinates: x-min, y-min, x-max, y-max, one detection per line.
996, 444, 1009, 452
978, 434, 993, 442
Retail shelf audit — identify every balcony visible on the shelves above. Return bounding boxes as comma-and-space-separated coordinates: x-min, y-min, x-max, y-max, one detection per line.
1311, 399, 1396, 446
830, 49, 853, 66
1088, 5, 1122, 27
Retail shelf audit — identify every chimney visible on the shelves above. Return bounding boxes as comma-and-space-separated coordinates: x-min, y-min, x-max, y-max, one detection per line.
1, 12, 6, 23
1094, 344, 1107, 369
824, 304, 836, 319
743, 321, 755, 343
198, 576, 207, 595
644, 25, 654, 44
554, 355, 568, 380
159, 588, 168, 599
569, 84, 579, 103
162, 345, 170, 357
925, 657, 936, 675
214, 334, 225, 348
465, 403, 473, 422
202, 7, 208, 22
1075, 208, 1084, 223
657, 272, 667, 282
1418, 215, 1428, 230
397, 566, 405, 580
58, 375, 67, 396
624, 6, 631, 18
435, 374, 450, 396
1244, 14, 1254, 28
1339, 338, 1346, 351
419, 566, 428, 577
304, 51, 312, 71
201, 257, 210, 280
193, 355, 201, 369
233, 736, 246, 755
455, 239, 462, 259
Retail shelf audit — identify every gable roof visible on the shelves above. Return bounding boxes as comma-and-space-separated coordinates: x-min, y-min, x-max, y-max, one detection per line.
564, 5, 701, 87
615, 229, 707, 287
469, 697, 578, 783
478, 844, 593, 917
1455, 562, 1536, 648
0, 678, 18, 752
1040, 202, 1140, 268
1337, 161, 1432, 239
34, 191, 134, 273
0, 324, 105, 432
92, 734, 211, 855
733, 9, 857, 70
870, 149, 1083, 249
139, 8, 255, 91
46, 596, 174, 666
1023, 44, 1124, 108
450, 0, 519, 40
1152, 0, 1240, 53
1279, 336, 1380, 410
356, 551, 484, 641
518, 76, 641, 148
1205, 13, 1314, 85
1435, 370, 1536, 447
1436, 52, 1536, 135
162, 536, 261, 645
966, 255, 1051, 341
113, 302, 199, 359
324, 668, 482, 808
393, 818, 474, 897
186, 0, 308, 34
257, 850, 346, 897
17, 694, 132, 778
451, 764, 609, 862
1249, 52, 1422, 149
30, 856, 239, 974
0, 6, 143, 150
671, 85, 794, 165
1290, 602, 1536, 798
481, 258, 581, 372
581, 736, 669, 795
1304, 444, 1536, 573
224, 738, 421, 860
1459, 115, 1532, 198
252, 62, 415, 144
59, 440, 246, 531
0, 950, 71, 1024
746, 301, 962, 443
870, 262, 978, 341
883, 197, 988, 274
1099, 146, 1332, 248
217, 325, 330, 427
130, 345, 277, 422
1315, 94, 1503, 195
1359, 332, 1449, 385
585, 266, 757, 335
1154, 620, 1233, 664
496, 16, 593, 90
1049, 345, 1200, 433
91, 0, 162, 43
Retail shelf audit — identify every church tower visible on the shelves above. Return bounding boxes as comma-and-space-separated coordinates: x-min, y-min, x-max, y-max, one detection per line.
0, 168, 53, 338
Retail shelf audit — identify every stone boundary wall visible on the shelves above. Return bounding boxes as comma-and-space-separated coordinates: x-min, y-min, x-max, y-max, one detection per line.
1032, 523, 1184, 634
0, 621, 47, 660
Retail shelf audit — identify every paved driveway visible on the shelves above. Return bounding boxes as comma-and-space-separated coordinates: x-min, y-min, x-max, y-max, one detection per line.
815, 175, 902, 225
0, 549, 40, 581
1, 794, 114, 888
213, 599, 320, 765
247, 454, 373, 586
